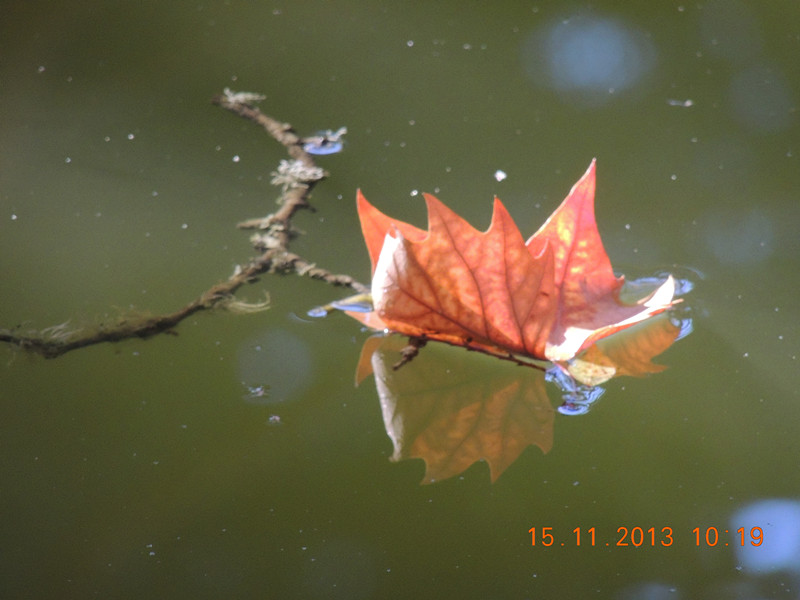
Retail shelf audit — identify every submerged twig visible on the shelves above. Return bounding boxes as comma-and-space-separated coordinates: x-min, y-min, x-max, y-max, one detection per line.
1, 89, 367, 359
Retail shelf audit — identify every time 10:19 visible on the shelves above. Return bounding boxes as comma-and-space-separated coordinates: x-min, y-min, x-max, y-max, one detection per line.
693, 527, 763, 546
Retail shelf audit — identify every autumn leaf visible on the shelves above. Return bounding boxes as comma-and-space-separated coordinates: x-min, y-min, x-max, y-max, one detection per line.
351, 160, 677, 363
357, 190, 557, 360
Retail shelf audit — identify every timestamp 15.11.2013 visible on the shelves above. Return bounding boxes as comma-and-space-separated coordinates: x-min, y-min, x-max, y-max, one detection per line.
528, 526, 764, 548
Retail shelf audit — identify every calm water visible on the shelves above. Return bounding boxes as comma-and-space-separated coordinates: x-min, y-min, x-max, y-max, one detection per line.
2, 2, 799, 598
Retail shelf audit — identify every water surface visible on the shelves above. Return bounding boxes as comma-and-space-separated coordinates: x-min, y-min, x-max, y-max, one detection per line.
1, 2, 799, 598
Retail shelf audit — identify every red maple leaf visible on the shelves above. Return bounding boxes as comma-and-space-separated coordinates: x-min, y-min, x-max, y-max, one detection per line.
349, 160, 676, 363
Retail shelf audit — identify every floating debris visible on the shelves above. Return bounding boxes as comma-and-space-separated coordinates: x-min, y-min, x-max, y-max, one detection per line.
302, 127, 347, 155
243, 384, 270, 400
308, 292, 373, 317
222, 87, 266, 104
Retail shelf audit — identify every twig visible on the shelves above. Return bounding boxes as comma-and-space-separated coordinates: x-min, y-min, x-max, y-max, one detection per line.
1, 89, 367, 359
392, 337, 428, 370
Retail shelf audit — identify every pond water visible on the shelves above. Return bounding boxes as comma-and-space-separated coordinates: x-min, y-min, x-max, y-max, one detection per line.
1, 2, 799, 598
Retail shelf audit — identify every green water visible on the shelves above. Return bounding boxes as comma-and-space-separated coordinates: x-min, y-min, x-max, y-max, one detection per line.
2, 2, 799, 598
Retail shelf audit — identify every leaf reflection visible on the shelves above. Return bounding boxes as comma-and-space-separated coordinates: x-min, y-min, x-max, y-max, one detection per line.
355, 311, 691, 483
358, 336, 554, 484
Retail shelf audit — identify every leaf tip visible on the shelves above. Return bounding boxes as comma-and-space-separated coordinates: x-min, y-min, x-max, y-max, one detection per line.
355, 188, 368, 208
421, 192, 445, 214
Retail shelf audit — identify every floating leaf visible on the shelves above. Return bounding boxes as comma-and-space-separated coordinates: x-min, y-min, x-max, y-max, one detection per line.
352, 161, 677, 363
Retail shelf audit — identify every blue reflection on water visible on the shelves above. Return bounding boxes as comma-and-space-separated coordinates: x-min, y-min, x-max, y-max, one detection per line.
731, 499, 800, 574
237, 328, 314, 404
728, 65, 795, 133
308, 294, 373, 318
703, 208, 775, 267
546, 366, 606, 415
302, 127, 347, 155
522, 13, 656, 106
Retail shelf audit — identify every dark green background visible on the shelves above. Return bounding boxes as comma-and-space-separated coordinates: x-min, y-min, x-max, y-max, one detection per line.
2, 1, 798, 598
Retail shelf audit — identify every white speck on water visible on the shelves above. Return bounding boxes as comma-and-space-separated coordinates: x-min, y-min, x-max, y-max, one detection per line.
406, 40, 414, 47
127, 133, 135, 140
624, 223, 631, 230
670, 174, 678, 180
181, 223, 188, 229
65, 157, 71, 164
494, 169, 507, 182
410, 189, 419, 197
232, 155, 240, 162
11, 214, 17, 221
37, 65, 45, 73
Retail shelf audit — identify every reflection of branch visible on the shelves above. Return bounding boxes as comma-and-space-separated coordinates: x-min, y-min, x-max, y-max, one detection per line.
0, 89, 367, 359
